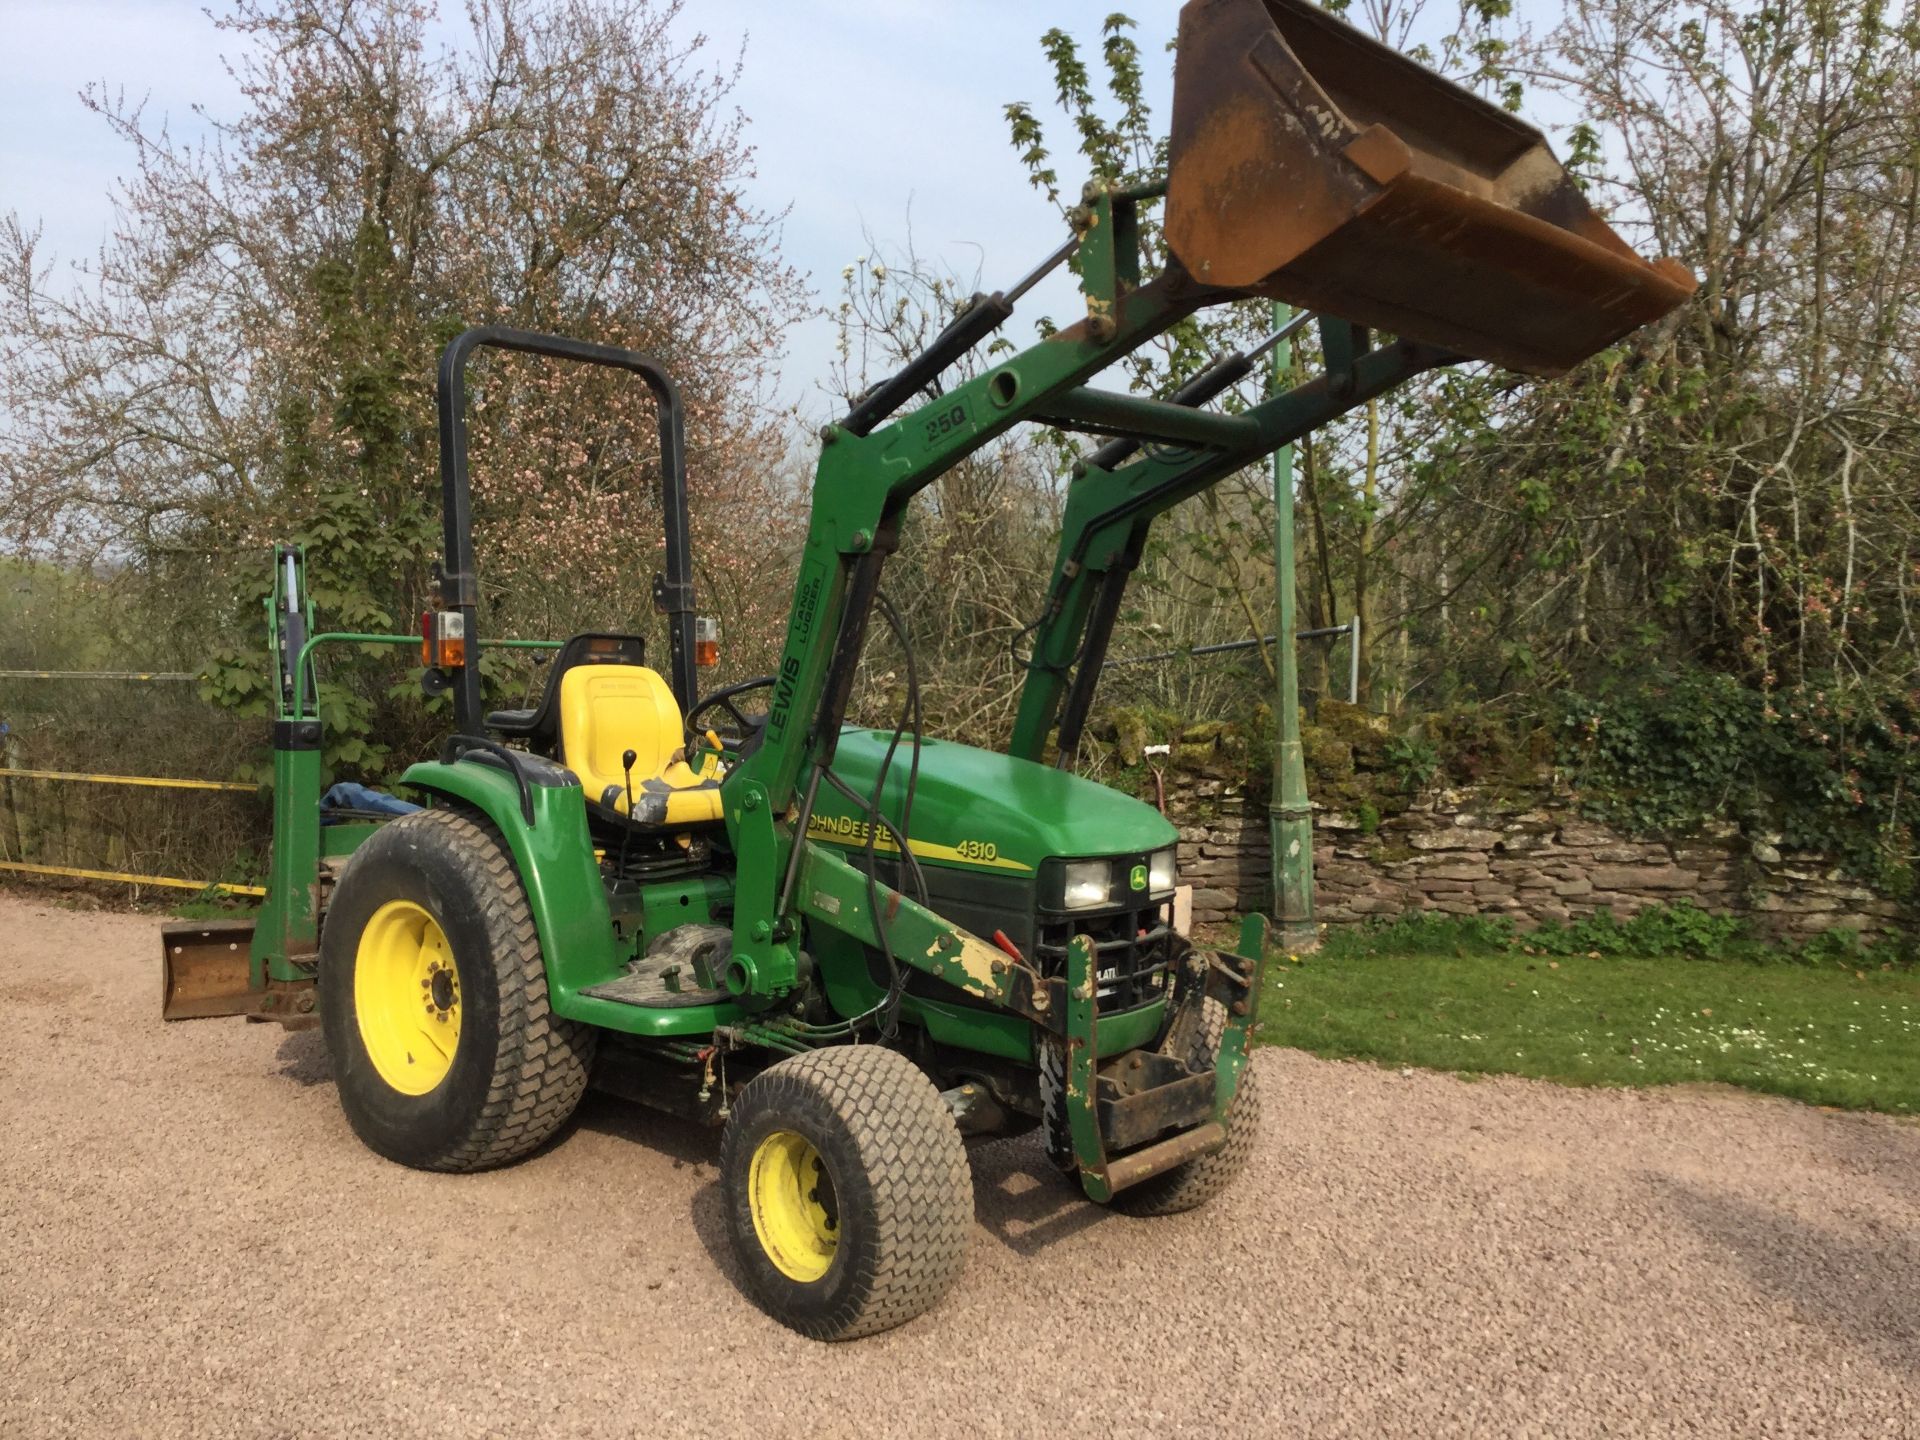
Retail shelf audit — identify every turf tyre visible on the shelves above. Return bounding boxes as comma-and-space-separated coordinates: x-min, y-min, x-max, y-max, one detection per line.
1108, 998, 1260, 1216
1035, 1034, 1077, 1176
720, 1045, 972, 1340
319, 807, 595, 1172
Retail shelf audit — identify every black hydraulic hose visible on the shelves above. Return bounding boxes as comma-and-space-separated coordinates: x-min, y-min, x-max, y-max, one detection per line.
802, 590, 927, 1038
1054, 554, 1136, 767
841, 597, 928, 909
843, 292, 1015, 438
819, 767, 915, 1036
873, 591, 924, 861
774, 762, 826, 921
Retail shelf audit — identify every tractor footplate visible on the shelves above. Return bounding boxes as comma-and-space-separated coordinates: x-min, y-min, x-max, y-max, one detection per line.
581, 969, 731, 1008
582, 923, 732, 1009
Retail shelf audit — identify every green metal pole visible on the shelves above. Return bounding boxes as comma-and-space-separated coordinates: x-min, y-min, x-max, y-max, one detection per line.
1269, 303, 1315, 950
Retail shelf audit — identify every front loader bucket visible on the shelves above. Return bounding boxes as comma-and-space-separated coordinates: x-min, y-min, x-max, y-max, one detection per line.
161, 918, 261, 1020
1164, 0, 1695, 374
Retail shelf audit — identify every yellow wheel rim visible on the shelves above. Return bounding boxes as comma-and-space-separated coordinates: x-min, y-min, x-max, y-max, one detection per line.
354, 899, 462, 1096
747, 1130, 839, 1283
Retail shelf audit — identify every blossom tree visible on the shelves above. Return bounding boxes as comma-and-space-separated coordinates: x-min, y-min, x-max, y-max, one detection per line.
0, 0, 806, 773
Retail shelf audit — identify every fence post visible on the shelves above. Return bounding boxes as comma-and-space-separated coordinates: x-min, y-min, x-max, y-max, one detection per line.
0, 721, 21, 861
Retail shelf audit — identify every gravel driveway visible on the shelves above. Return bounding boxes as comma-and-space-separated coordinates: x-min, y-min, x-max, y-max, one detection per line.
2, 891, 1916, 1437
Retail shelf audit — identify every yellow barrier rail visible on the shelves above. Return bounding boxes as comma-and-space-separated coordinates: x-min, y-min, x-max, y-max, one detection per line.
0, 860, 265, 897
0, 768, 257, 793
0, 670, 197, 680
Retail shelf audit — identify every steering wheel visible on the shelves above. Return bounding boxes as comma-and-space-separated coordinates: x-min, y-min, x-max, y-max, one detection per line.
686, 675, 777, 755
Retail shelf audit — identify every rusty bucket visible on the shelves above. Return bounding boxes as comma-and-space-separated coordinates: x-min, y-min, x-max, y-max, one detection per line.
1164, 0, 1695, 374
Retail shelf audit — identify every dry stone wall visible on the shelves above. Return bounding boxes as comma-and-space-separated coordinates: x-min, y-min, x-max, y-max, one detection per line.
1129, 717, 1914, 945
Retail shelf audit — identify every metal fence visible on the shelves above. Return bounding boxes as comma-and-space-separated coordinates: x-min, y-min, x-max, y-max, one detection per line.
1103, 616, 1362, 704
0, 673, 268, 898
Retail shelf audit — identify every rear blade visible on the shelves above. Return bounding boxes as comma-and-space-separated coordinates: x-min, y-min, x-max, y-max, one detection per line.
160, 918, 261, 1020
1165, 0, 1695, 374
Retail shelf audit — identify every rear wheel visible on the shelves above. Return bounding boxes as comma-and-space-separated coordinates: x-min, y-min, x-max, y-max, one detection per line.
721, 1045, 972, 1340
319, 808, 595, 1172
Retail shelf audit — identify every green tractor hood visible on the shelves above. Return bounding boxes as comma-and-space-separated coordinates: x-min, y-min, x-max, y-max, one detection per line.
807, 728, 1176, 878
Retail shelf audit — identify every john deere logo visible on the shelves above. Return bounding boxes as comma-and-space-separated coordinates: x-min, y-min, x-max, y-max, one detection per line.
1128, 863, 1148, 891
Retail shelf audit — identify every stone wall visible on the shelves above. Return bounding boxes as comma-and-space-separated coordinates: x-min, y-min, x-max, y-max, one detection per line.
1133, 720, 1914, 945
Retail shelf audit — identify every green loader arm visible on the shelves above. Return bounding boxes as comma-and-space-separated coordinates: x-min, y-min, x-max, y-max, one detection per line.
721, 220, 1450, 998
724, 0, 1696, 993
1008, 314, 1454, 763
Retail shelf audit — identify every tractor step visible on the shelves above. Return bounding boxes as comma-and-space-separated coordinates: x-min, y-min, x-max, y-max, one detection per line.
581, 923, 732, 1008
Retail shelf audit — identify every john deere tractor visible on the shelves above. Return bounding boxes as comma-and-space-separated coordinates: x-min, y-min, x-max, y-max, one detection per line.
162, 0, 1692, 1339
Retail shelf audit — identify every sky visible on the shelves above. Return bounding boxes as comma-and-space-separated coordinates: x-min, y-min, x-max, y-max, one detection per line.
682, 0, 1181, 420
0, 0, 1591, 424
0, 0, 1181, 424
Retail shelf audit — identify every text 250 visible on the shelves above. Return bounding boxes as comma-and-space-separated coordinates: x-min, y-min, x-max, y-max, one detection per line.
923, 402, 969, 443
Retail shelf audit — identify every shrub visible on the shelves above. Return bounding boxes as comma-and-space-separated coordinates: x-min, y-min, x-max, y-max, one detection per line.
1559, 669, 1916, 899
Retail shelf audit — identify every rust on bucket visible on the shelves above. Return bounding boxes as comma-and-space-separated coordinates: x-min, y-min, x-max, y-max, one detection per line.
1165, 0, 1695, 374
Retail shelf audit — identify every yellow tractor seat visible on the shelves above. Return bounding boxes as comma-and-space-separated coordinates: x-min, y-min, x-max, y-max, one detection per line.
557, 664, 724, 828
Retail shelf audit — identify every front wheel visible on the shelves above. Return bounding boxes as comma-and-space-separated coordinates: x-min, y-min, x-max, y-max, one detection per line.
319, 807, 595, 1172
1107, 1067, 1261, 1216
720, 1045, 972, 1340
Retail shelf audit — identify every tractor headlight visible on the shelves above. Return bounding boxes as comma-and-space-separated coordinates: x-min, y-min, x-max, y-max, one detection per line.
1060, 859, 1112, 911
1148, 846, 1177, 898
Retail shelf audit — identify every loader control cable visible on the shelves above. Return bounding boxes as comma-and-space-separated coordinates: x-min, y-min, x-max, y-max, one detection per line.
791, 590, 926, 1040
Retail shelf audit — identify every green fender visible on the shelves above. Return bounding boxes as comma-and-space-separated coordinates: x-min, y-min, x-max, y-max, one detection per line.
399, 758, 620, 1001
399, 756, 748, 1037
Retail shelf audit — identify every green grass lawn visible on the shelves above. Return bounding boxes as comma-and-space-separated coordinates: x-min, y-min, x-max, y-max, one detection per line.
1255, 949, 1920, 1113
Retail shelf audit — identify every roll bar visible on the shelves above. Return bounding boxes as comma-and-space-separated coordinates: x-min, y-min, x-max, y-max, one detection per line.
434, 326, 697, 733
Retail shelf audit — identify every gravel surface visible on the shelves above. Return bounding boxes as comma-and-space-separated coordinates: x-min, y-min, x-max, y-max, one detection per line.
3, 891, 1918, 1438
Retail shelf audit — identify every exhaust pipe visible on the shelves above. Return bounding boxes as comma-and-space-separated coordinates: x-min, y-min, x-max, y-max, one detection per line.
1164, 0, 1695, 374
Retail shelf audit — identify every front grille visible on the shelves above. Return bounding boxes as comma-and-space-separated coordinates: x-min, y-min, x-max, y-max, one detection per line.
1034, 899, 1174, 1014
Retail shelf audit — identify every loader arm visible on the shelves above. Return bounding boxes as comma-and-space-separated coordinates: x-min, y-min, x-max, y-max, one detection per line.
677, 0, 1694, 1002
722, 264, 1218, 996
721, 265, 1454, 991
730, 263, 1214, 816
1008, 319, 1458, 764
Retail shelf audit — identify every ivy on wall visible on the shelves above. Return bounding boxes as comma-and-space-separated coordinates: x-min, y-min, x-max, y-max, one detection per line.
1558, 670, 1916, 899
